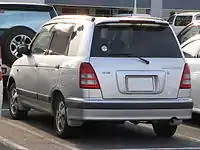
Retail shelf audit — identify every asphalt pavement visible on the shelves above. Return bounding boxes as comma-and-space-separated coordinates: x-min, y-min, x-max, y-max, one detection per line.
0, 143, 14, 150
1, 100, 200, 150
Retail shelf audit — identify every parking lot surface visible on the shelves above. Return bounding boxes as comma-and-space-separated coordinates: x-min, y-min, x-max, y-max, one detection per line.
1, 100, 200, 150
0, 142, 14, 150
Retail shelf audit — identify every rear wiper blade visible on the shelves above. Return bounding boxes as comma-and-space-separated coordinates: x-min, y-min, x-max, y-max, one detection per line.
109, 53, 150, 64
137, 56, 150, 64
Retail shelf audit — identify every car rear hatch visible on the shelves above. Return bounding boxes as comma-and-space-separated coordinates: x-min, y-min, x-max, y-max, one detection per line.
89, 19, 186, 99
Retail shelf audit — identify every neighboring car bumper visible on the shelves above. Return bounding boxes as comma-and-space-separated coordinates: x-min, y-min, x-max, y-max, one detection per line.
65, 98, 193, 121
0, 81, 3, 115
2, 64, 10, 77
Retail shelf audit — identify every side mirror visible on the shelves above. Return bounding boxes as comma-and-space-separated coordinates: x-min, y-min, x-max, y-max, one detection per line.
17, 45, 30, 57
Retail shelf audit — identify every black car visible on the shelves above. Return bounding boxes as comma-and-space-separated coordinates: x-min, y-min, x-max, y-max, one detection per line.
0, 2, 57, 97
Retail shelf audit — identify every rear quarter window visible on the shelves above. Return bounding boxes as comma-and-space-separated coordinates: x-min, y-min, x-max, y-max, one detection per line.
90, 23, 182, 58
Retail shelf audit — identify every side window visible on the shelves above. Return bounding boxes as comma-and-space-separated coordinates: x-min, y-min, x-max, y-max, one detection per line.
179, 25, 200, 44
175, 16, 192, 26
31, 31, 52, 54
68, 25, 83, 56
182, 40, 200, 57
49, 23, 74, 55
168, 15, 175, 25
196, 15, 200, 20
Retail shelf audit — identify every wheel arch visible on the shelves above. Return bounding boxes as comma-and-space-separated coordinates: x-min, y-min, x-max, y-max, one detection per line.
7, 76, 15, 90
2, 26, 36, 39
1, 25, 37, 67
50, 89, 65, 116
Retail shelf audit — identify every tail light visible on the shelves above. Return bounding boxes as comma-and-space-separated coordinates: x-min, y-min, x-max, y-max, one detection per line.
180, 63, 191, 89
79, 62, 100, 89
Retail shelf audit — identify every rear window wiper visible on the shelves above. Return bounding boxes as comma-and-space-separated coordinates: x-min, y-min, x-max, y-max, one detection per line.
108, 53, 150, 64
137, 56, 150, 64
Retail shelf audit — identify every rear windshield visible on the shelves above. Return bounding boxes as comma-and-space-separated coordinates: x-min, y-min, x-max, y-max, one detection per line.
90, 23, 182, 58
175, 16, 192, 26
0, 7, 56, 29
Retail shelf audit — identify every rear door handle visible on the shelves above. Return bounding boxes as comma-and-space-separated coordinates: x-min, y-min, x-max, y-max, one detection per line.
55, 65, 60, 69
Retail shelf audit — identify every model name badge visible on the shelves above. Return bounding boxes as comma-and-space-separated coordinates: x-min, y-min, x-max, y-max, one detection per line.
102, 72, 111, 75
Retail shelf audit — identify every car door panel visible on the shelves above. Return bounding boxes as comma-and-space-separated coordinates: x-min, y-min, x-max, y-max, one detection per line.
182, 40, 200, 111
186, 58, 200, 109
14, 54, 38, 104
37, 55, 66, 100
36, 23, 74, 107
19, 25, 54, 112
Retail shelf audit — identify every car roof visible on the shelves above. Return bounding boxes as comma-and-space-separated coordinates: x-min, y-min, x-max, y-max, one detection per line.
44, 15, 168, 27
0, 2, 51, 7
175, 12, 200, 16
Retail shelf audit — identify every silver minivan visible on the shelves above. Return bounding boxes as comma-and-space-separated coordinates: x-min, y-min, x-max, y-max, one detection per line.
7, 15, 193, 138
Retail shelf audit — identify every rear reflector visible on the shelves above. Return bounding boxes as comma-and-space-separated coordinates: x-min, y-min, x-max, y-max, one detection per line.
180, 64, 191, 89
79, 63, 100, 89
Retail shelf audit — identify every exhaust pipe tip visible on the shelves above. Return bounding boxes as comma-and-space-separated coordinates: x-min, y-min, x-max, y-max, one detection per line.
170, 118, 182, 126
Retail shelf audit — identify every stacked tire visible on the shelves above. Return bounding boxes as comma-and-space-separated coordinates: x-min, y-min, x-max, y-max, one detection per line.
1, 26, 36, 100
1, 26, 36, 67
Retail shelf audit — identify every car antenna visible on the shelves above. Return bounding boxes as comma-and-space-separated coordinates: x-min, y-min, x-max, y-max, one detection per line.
131, 0, 137, 16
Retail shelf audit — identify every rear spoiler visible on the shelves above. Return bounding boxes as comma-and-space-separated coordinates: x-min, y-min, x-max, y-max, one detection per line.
96, 20, 169, 26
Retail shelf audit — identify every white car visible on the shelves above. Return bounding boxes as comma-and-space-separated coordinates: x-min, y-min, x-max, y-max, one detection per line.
177, 20, 200, 44
168, 12, 200, 35
7, 15, 193, 138
0, 49, 3, 113
181, 34, 200, 114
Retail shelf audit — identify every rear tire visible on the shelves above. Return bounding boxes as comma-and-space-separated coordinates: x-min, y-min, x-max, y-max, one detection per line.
153, 122, 177, 138
1, 26, 35, 67
8, 83, 29, 120
54, 95, 77, 138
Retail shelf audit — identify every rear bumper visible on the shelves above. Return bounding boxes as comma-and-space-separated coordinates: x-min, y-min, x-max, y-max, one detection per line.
65, 98, 193, 121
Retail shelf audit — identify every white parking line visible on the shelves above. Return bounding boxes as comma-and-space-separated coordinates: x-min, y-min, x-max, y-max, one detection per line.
1, 118, 200, 150
138, 123, 200, 143
124, 148, 200, 150
125, 122, 200, 150
0, 119, 80, 150
3, 120, 44, 137
0, 94, 3, 116
0, 135, 28, 150
177, 133, 200, 143
182, 124, 200, 132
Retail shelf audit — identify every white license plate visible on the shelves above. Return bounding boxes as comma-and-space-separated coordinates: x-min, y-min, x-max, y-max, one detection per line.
127, 77, 154, 92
